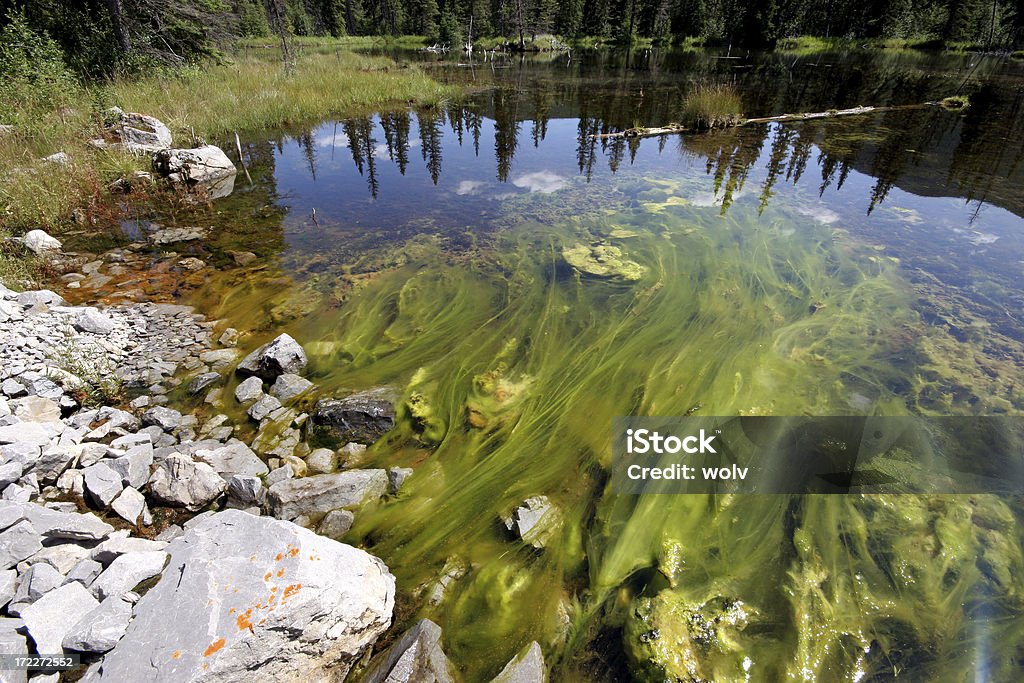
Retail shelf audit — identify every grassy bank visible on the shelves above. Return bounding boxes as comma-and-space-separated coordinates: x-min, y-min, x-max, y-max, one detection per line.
0, 47, 456, 286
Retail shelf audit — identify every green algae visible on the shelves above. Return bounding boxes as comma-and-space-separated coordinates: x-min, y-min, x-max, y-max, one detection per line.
182, 170, 1024, 681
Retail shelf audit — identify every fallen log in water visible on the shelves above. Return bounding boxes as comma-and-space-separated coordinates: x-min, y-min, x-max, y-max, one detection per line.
590, 102, 945, 140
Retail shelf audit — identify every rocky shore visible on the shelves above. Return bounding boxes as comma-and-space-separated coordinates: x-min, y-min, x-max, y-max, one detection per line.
0, 284, 546, 682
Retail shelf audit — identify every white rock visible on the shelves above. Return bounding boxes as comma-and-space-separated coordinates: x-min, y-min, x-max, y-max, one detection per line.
305, 448, 337, 474
24, 542, 90, 575
0, 569, 17, 608
21, 230, 62, 255
110, 487, 149, 526
267, 470, 388, 520
83, 463, 124, 508
236, 333, 307, 381
65, 558, 103, 587
233, 376, 263, 403
9, 502, 114, 541
62, 597, 133, 653
12, 563, 62, 604
81, 510, 394, 682
91, 536, 167, 565
90, 551, 168, 600
193, 440, 268, 478
490, 641, 547, 683
147, 454, 226, 511
75, 308, 115, 335
0, 520, 42, 569
20, 581, 99, 655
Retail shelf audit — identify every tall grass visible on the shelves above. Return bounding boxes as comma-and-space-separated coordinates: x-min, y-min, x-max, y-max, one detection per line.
107, 50, 455, 139
681, 82, 743, 130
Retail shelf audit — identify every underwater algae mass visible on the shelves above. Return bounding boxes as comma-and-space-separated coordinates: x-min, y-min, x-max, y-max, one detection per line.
188, 122, 1024, 679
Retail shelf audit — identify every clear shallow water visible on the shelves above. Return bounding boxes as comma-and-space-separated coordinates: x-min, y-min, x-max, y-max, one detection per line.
171, 49, 1024, 680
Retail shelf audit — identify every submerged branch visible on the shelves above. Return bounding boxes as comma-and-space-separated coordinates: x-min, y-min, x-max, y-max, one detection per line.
590, 102, 945, 140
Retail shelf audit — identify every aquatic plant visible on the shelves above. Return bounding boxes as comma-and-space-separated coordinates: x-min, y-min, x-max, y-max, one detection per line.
681, 83, 743, 130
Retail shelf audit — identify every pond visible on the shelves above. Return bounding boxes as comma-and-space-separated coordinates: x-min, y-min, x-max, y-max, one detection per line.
161, 48, 1024, 680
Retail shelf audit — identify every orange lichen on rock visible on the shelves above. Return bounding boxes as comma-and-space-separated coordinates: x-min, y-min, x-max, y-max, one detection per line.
172, 650, 181, 660
282, 584, 302, 600
263, 572, 272, 581
287, 548, 299, 558
203, 638, 226, 657
236, 609, 254, 631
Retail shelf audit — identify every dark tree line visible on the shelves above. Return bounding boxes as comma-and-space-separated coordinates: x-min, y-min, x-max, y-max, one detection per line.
2, 0, 1023, 79
239, 0, 1024, 48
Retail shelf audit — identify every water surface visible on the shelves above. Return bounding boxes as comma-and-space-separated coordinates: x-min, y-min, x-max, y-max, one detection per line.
176, 49, 1024, 681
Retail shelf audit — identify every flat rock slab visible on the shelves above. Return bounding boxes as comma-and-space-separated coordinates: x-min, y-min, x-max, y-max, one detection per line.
193, 440, 268, 478
63, 597, 133, 653
82, 509, 394, 683
5, 502, 114, 541
267, 470, 388, 520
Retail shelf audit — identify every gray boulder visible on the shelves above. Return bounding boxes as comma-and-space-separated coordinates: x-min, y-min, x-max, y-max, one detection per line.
247, 394, 282, 422
90, 551, 168, 600
20, 581, 99, 655
267, 470, 388, 521
62, 597, 133, 653
193, 440, 268, 478
0, 520, 42, 569
233, 376, 263, 403
388, 467, 414, 494
75, 308, 115, 335
0, 569, 16, 608
142, 406, 183, 433
83, 463, 124, 508
305, 448, 337, 475
236, 334, 307, 381
21, 230, 62, 256
0, 618, 27, 683
65, 558, 104, 588
8, 503, 113, 541
316, 509, 354, 540
147, 455, 226, 511
490, 642, 547, 683
110, 486, 151, 526
313, 388, 397, 445
81, 509, 394, 683
225, 474, 263, 506
270, 374, 313, 402
187, 372, 221, 395
152, 145, 236, 199
360, 618, 455, 683
94, 110, 172, 154
11, 563, 62, 605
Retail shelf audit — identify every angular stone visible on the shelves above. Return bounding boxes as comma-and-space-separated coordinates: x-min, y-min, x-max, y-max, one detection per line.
108, 443, 154, 489
267, 470, 388, 521
306, 448, 337, 475
233, 376, 263, 404
361, 619, 455, 683
0, 617, 28, 683
62, 597, 133, 653
187, 372, 221, 395
317, 509, 354, 539
16, 289, 65, 307
225, 474, 263, 506
81, 510, 394, 683
265, 464, 293, 487
0, 461, 22, 490
270, 373, 313, 402
199, 348, 240, 372
236, 333, 307, 381
100, 111, 173, 154
490, 642, 546, 683
141, 406, 182, 432
90, 535, 167, 565
247, 393, 282, 422
21, 230, 62, 255
90, 550, 168, 600
83, 463, 124, 508
147, 454, 226, 511
24, 542, 90, 575
0, 569, 15, 608
0, 520, 42, 569
501, 496, 561, 549
20, 581, 99, 655
110, 487, 149, 526
12, 396, 60, 423
388, 467, 414, 494
313, 389, 397, 445
12, 563, 62, 605
194, 440, 268, 478
28, 445, 74, 483
0, 422, 51, 448
65, 558, 104, 588
11, 503, 113, 541
74, 308, 115, 335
